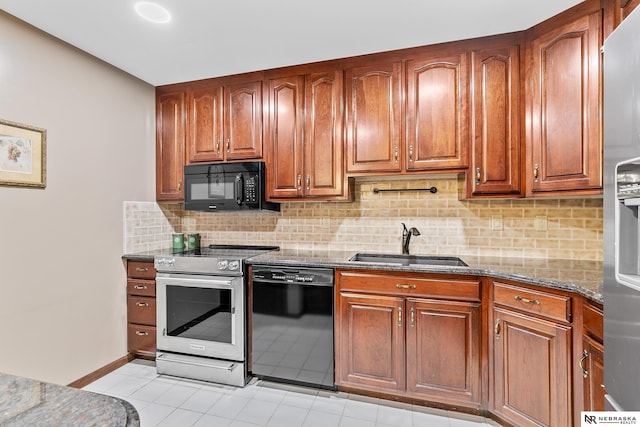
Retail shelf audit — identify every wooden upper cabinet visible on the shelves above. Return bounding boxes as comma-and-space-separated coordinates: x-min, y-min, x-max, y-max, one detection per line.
467, 37, 522, 197
156, 88, 186, 201
345, 61, 403, 174
405, 50, 469, 171
187, 82, 224, 162
526, 8, 602, 196
266, 75, 305, 199
225, 79, 263, 160
266, 67, 349, 201
186, 76, 263, 163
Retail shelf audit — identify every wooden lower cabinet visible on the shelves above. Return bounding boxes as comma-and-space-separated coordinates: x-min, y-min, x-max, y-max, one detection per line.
492, 306, 572, 427
335, 270, 482, 409
337, 293, 406, 392
406, 299, 481, 405
581, 335, 605, 412
126, 260, 157, 359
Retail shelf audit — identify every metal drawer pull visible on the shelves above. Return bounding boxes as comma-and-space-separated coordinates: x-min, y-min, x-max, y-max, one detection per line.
135, 302, 149, 307
396, 284, 417, 289
579, 349, 589, 378
514, 295, 540, 305
135, 331, 149, 336
133, 285, 147, 290
135, 267, 149, 272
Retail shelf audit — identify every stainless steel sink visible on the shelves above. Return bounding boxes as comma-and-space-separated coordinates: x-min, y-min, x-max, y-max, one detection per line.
349, 253, 468, 267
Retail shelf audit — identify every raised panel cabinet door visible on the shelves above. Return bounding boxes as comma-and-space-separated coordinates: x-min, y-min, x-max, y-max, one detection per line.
336, 293, 406, 392
266, 75, 305, 199
304, 70, 346, 198
527, 11, 602, 194
405, 52, 469, 171
469, 42, 521, 196
345, 61, 402, 173
581, 335, 605, 411
186, 83, 224, 163
225, 79, 263, 160
492, 307, 572, 427
156, 90, 185, 201
405, 298, 481, 406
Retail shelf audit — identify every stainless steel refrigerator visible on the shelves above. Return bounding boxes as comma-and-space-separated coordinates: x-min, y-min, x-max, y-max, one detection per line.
603, 5, 640, 412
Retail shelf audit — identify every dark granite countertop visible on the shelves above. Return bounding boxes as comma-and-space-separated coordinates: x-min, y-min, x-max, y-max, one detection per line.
0, 373, 139, 427
246, 249, 604, 303
123, 248, 603, 303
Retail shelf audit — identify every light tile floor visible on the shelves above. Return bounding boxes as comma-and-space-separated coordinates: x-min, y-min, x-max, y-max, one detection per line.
83, 359, 501, 427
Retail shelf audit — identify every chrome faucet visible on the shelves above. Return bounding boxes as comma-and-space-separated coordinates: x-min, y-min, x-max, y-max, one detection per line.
401, 223, 421, 254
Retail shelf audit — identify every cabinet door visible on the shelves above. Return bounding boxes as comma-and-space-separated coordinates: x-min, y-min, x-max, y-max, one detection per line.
187, 83, 224, 163
582, 335, 605, 411
266, 75, 305, 199
225, 79, 263, 160
336, 293, 405, 392
406, 298, 481, 406
345, 61, 402, 173
468, 41, 521, 196
156, 90, 185, 201
527, 10, 602, 195
304, 70, 346, 198
492, 307, 572, 427
405, 52, 468, 171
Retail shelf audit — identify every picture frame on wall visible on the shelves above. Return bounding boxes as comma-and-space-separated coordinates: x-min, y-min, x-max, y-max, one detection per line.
0, 119, 46, 188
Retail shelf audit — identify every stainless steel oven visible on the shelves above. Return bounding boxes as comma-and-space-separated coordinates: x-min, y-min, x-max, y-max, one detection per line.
154, 245, 278, 387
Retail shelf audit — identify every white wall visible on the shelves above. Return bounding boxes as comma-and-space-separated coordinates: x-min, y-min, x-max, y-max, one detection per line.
0, 12, 155, 384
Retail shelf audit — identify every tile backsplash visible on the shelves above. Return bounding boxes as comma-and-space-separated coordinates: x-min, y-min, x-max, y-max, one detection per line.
124, 177, 603, 261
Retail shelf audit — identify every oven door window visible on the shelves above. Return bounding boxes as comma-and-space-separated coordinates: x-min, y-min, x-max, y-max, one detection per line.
165, 285, 233, 344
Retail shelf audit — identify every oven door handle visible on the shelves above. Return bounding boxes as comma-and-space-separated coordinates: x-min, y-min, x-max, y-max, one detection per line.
157, 275, 235, 288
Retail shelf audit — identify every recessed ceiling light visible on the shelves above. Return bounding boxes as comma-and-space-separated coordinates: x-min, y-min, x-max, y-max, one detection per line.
134, 2, 171, 24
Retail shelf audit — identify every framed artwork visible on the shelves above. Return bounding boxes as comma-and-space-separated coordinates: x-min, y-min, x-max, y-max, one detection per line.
0, 119, 46, 188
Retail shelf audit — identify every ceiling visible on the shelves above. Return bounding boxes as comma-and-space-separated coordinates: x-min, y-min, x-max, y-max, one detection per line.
0, 0, 583, 87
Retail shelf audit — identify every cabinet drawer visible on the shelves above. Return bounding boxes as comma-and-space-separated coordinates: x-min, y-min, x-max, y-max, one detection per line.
493, 282, 571, 323
127, 296, 156, 326
127, 279, 156, 297
337, 270, 481, 301
127, 261, 156, 280
583, 301, 603, 342
127, 324, 156, 356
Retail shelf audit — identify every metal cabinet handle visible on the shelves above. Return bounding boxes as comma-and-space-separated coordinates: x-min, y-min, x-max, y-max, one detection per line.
533, 164, 539, 182
396, 284, 417, 289
226, 139, 230, 152
398, 307, 403, 327
135, 331, 149, 336
475, 167, 481, 185
495, 319, 501, 339
409, 145, 414, 162
133, 285, 147, 290
514, 295, 541, 305
296, 175, 302, 190
306, 175, 310, 191
216, 140, 221, 154
410, 307, 415, 328
579, 349, 589, 378
135, 302, 149, 307
178, 179, 182, 191
394, 146, 399, 163
135, 267, 149, 272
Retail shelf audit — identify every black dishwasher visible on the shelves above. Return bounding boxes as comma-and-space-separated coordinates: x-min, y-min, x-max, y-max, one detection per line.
251, 266, 335, 390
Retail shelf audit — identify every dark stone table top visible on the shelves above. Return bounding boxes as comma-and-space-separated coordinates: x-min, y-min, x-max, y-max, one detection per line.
0, 373, 139, 427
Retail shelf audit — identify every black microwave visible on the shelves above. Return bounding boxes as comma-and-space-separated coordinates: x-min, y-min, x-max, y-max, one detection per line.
183, 162, 280, 212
